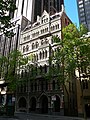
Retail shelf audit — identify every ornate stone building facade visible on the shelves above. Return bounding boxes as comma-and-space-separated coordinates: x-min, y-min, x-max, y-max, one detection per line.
15, 9, 77, 116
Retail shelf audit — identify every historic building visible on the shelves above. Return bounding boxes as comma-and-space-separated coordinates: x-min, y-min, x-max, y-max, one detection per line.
15, 8, 78, 116
77, 0, 90, 31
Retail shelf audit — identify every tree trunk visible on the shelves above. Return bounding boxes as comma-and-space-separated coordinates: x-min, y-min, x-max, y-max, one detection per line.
63, 84, 70, 116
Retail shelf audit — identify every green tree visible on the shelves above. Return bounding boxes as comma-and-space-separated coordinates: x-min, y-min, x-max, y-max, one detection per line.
0, 50, 28, 91
0, 0, 16, 37
52, 24, 90, 119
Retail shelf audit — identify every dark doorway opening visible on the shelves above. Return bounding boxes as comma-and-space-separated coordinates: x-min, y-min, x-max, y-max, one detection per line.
41, 95, 48, 113
54, 95, 60, 112
30, 97, 36, 111
85, 104, 90, 117
18, 97, 27, 108
18, 97, 27, 112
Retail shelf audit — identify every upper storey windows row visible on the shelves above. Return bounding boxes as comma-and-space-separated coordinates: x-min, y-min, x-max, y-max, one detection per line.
22, 37, 49, 53
21, 11, 62, 43
24, 35, 30, 41
22, 23, 60, 42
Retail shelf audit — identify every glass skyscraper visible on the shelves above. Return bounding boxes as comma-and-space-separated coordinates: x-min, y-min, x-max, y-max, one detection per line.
77, 0, 90, 31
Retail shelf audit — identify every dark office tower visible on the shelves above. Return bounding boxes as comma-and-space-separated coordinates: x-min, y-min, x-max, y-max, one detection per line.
77, 0, 90, 31
50, 0, 64, 14
42, 0, 49, 13
9, 0, 16, 19
31, 0, 64, 22
31, 0, 42, 22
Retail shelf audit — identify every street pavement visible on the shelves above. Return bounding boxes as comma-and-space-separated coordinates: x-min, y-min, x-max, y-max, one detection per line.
0, 112, 90, 120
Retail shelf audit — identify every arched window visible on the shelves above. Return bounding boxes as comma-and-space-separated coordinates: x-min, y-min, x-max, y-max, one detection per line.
43, 29, 44, 33
40, 51, 42, 59
43, 51, 44, 59
53, 26, 55, 30
65, 18, 68, 26
45, 28, 47, 32
32, 43, 34, 49
45, 50, 47, 58
36, 42, 39, 48
23, 46, 25, 52
57, 24, 59, 28
41, 40, 44, 45
46, 27, 48, 32
26, 45, 29, 52
56, 24, 59, 29
36, 53, 38, 61
46, 18, 48, 22
45, 38, 48, 44
56, 24, 58, 29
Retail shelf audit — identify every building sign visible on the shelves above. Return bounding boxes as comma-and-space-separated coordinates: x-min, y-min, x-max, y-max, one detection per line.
12, 97, 15, 102
52, 95, 56, 101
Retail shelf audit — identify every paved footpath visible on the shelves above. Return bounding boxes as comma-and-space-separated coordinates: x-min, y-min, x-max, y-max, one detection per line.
15, 112, 90, 120
0, 112, 90, 120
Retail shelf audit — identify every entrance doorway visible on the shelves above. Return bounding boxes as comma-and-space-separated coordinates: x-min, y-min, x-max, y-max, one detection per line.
85, 104, 90, 117
30, 97, 36, 111
54, 95, 60, 112
18, 97, 27, 112
40, 95, 48, 113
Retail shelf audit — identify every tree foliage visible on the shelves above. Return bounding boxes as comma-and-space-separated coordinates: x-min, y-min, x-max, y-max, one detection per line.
53, 24, 90, 82
52, 23, 90, 119
0, 50, 28, 91
0, 0, 16, 36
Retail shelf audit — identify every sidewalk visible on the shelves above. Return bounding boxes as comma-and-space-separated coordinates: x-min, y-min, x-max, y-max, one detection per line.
0, 115, 19, 120
15, 112, 90, 120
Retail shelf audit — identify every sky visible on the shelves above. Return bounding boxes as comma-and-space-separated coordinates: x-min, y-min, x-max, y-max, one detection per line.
64, 0, 79, 27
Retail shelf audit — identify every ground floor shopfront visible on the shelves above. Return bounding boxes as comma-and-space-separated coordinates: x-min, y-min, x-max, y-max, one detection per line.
15, 91, 64, 116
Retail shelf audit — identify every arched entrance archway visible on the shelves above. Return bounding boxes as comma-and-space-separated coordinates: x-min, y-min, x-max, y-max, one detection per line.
40, 95, 48, 113
54, 95, 60, 112
18, 97, 27, 112
30, 97, 36, 112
